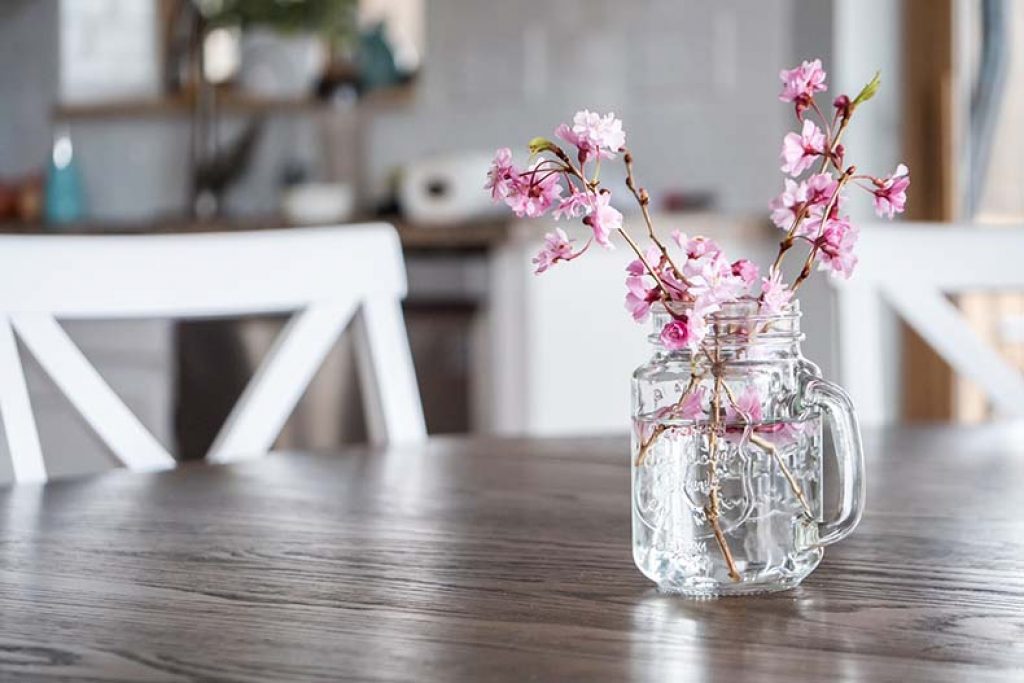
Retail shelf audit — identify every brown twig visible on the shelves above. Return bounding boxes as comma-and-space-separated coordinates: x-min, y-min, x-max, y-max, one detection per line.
671, 373, 701, 411
635, 371, 703, 467
635, 424, 667, 467
706, 353, 741, 582
822, 113, 851, 173
622, 149, 685, 280
749, 433, 814, 519
719, 383, 814, 520
770, 205, 810, 275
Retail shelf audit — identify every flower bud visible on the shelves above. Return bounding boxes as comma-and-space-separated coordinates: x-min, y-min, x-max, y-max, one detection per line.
833, 94, 851, 118
832, 144, 846, 166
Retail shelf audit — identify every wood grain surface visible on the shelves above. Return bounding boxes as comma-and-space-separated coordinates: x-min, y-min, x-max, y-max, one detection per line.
1, 425, 1023, 682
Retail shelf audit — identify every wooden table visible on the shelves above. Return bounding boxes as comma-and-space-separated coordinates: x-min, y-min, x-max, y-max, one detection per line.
1, 426, 1023, 681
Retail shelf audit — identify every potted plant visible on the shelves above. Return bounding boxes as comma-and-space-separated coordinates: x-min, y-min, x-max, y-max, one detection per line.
200, 0, 357, 97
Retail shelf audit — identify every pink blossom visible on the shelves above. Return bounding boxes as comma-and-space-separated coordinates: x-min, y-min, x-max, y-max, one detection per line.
683, 310, 711, 350
625, 247, 677, 321
801, 173, 844, 236
554, 124, 586, 161
731, 260, 760, 287
759, 269, 793, 315
676, 234, 742, 304
779, 59, 828, 117
558, 110, 626, 162
659, 266, 689, 299
583, 191, 621, 248
872, 163, 910, 219
659, 318, 692, 351
624, 275, 659, 322
805, 172, 839, 207
553, 189, 593, 220
677, 386, 706, 421
726, 385, 763, 424
626, 246, 662, 277
485, 148, 519, 201
780, 120, 825, 177
770, 173, 838, 231
672, 231, 722, 260
687, 253, 751, 305
667, 233, 755, 317
504, 162, 564, 218
816, 217, 859, 278
769, 179, 808, 229
532, 228, 575, 274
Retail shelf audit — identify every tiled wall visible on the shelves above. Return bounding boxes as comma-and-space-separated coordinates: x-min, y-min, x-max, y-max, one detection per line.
0, 0, 58, 178
366, 0, 826, 214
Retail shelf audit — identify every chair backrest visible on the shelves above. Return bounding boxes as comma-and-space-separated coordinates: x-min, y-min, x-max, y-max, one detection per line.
0, 223, 426, 483
832, 223, 1024, 426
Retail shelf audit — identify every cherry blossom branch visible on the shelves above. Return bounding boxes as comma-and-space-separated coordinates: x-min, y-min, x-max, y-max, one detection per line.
792, 165, 856, 292
550, 147, 598, 193
550, 146, 672, 297
618, 228, 670, 295
622, 149, 685, 279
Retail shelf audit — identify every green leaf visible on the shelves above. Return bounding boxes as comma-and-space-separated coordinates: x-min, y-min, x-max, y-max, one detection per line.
528, 136, 557, 154
851, 71, 881, 109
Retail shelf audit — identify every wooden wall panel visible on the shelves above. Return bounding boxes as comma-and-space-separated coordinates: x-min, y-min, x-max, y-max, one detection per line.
901, 0, 958, 421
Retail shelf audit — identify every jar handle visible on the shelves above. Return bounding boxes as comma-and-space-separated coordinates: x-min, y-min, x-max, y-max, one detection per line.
803, 378, 865, 547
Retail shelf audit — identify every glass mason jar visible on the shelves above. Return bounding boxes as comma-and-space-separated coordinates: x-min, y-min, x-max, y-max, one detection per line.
631, 301, 864, 596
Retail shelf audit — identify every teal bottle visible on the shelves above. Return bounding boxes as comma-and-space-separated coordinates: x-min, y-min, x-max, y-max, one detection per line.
45, 126, 85, 226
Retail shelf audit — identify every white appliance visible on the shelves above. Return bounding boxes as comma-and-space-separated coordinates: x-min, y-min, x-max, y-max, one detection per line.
399, 152, 503, 226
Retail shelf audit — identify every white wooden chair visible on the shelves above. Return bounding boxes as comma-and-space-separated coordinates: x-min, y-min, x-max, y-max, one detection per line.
0, 224, 426, 483
832, 223, 1024, 426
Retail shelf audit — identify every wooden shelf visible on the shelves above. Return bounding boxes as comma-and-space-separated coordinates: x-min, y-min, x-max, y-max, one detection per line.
54, 84, 415, 121
54, 93, 328, 120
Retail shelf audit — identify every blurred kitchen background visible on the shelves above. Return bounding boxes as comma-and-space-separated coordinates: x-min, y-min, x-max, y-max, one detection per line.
0, 0, 1019, 480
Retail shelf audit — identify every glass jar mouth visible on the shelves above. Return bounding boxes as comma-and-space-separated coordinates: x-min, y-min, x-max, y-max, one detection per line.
657, 298, 801, 324
649, 298, 803, 349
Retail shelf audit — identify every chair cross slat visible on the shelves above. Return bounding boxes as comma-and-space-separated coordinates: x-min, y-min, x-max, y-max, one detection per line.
208, 300, 358, 463
354, 296, 429, 445
884, 286, 1024, 418
0, 315, 46, 483
11, 313, 176, 472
